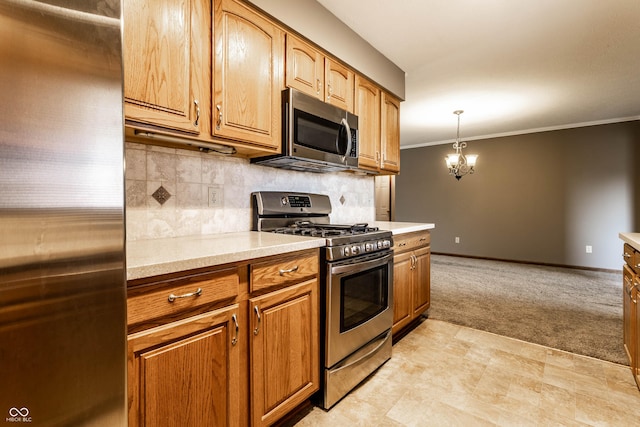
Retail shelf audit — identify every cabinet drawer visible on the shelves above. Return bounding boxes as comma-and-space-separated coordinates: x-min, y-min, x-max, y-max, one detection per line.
128, 267, 240, 326
393, 230, 430, 253
250, 250, 319, 293
624, 244, 640, 273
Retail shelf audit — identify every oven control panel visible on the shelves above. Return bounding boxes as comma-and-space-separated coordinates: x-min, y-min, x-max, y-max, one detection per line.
282, 195, 311, 208
328, 238, 392, 261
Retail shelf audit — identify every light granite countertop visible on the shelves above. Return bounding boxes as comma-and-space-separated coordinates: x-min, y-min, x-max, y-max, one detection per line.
620, 232, 640, 251
127, 232, 325, 281
371, 221, 435, 235
127, 222, 436, 281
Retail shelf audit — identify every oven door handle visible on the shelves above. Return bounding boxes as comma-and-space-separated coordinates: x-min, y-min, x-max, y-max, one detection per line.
331, 330, 391, 373
330, 252, 393, 276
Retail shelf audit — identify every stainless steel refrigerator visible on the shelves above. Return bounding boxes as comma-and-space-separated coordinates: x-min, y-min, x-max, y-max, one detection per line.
0, 1, 126, 425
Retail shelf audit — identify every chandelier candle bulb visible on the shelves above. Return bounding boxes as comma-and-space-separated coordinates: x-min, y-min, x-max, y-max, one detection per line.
466, 154, 478, 167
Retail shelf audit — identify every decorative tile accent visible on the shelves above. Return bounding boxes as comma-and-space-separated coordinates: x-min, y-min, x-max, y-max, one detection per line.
152, 185, 172, 205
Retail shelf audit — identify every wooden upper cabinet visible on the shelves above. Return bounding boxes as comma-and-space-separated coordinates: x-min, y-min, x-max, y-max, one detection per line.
285, 34, 324, 100
325, 58, 354, 112
213, 0, 284, 151
381, 91, 401, 173
123, 0, 209, 134
285, 34, 354, 113
355, 75, 381, 171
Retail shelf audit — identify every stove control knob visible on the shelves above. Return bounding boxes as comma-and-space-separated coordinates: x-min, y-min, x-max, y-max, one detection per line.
343, 246, 350, 256
365, 243, 373, 252
351, 245, 360, 255
383, 240, 390, 248
377, 240, 383, 249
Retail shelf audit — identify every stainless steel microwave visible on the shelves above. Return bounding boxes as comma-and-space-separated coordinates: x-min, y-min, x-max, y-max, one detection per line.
251, 88, 358, 172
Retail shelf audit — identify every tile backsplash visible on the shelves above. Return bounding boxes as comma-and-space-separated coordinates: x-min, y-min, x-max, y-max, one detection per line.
125, 142, 375, 241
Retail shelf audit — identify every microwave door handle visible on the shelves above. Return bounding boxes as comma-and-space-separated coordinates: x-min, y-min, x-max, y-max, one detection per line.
339, 117, 352, 164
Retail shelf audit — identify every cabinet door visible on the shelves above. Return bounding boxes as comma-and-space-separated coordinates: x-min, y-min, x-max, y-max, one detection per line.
624, 266, 634, 364
124, 0, 208, 134
250, 280, 319, 426
381, 92, 401, 173
286, 34, 324, 100
355, 75, 381, 171
325, 58, 354, 112
633, 273, 640, 383
392, 252, 413, 335
128, 305, 242, 427
412, 247, 431, 316
214, 0, 284, 150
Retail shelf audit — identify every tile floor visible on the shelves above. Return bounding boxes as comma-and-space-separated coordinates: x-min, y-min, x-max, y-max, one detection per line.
295, 319, 640, 426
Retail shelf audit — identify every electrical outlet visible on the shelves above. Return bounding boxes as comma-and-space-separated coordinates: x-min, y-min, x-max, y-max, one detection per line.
586, 245, 592, 254
208, 186, 223, 208
455, 237, 460, 244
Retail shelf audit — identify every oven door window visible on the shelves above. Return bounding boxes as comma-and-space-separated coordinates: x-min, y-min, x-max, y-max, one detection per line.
339, 263, 388, 332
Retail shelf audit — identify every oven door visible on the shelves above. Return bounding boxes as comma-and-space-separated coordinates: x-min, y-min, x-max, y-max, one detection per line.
325, 251, 393, 367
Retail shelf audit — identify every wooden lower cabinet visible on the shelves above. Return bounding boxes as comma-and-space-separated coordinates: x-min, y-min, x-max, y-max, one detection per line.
623, 265, 636, 368
392, 231, 431, 336
249, 279, 319, 426
127, 304, 243, 426
127, 248, 320, 426
623, 243, 640, 389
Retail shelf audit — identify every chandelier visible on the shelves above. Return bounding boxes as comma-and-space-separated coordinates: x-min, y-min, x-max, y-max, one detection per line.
445, 110, 478, 180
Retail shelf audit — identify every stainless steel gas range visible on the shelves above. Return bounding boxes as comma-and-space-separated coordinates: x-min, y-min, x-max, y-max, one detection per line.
252, 191, 393, 409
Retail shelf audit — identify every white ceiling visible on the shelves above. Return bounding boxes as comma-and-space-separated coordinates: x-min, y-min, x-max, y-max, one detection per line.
317, 0, 640, 148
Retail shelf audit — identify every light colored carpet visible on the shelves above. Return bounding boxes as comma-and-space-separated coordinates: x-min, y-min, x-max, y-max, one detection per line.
428, 254, 627, 365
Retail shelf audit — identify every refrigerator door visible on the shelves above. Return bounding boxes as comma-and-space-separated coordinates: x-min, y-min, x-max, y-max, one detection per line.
0, 1, 126, 426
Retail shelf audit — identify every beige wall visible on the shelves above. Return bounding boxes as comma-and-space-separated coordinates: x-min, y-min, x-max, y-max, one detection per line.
395, 121, 640, 270
125, 143, 375, 240
248, 0, 405, 99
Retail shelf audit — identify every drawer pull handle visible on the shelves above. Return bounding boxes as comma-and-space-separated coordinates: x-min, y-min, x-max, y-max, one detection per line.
279, 265, 299, 276
167, 287, 202, 302
398, 242, 407, 247
231, 314, 239, 346
624, 253, 632, 258
253, 306, 261, 336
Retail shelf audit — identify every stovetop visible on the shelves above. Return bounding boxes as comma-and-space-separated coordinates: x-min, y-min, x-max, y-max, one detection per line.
273, 221, 379, 237
252, 191, 393, 260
